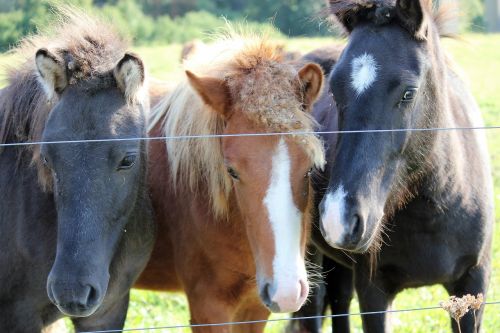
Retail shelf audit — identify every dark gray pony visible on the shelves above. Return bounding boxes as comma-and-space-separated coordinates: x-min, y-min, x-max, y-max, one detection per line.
293, 0, 494, 332
0, 11, 155, 332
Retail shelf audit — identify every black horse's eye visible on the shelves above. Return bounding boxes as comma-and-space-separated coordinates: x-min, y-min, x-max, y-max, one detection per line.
118, 154, 137, 170
401, 88, 418, 103
227, 167, 239, 180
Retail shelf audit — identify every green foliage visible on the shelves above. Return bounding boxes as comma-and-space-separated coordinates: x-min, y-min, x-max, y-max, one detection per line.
0, 11, 23, 49
458, 0, 486, 31
0, 0, 283, 49
0, 0, 490, 51
241, 0, 331, 37
0, 0, 95, 50
96, 2, 283, 45
123, 34, 500, 333
98, 0, 156, 43
0, 0, 51, 50
1, 33, 499, 333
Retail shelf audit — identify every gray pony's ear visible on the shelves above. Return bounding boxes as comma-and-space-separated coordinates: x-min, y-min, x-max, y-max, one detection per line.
114, 53, 146, 104
35, 48, 68, 100
395, 0, 428, 40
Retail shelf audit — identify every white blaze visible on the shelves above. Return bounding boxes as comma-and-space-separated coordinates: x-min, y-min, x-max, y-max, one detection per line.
263, 138, 307, 312
351, 53, 378, 95
321, 185, 347, 245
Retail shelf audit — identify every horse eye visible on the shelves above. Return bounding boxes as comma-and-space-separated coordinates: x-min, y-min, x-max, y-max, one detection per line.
41, 155, 49, 166
401, 88, 418, 103
227, 167, 239, 180
118, 154, 137, 170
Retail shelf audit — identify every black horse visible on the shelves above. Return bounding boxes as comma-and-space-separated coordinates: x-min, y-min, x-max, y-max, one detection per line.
292, 0, 494, 332
0, 11, 155, 332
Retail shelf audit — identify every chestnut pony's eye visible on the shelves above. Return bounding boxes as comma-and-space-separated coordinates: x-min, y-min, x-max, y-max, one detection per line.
227, 167, 239, 180
41, 155, 49, 166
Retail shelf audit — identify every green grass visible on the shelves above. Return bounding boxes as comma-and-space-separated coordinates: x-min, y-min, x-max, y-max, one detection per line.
3, 34, 500, 332
133, 34, 500, 333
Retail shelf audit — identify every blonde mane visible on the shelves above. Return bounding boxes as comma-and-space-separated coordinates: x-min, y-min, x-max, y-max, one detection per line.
149, 35, 325, 218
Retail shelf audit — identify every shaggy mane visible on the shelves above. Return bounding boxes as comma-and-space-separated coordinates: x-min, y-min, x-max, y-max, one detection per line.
149, 35, 325, 218
328, 0, 459, 38
0, 8, 130, 188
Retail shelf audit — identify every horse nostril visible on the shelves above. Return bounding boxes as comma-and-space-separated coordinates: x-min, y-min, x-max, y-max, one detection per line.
83, 284, 99, 307
260, 282, 272, 306
320, 222, 327, 238
260, 282, 280, 312
299, 279, 308, 300
348, 214, 364, 243
351, 214, 360, 234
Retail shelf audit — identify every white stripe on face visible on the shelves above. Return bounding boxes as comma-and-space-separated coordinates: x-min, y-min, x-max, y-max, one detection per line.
320, 185, 347, 245
351, 53, 378, 96
263, 138, 307, 312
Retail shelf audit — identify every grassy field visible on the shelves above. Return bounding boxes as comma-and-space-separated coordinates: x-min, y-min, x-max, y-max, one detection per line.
2, 34, 500, 332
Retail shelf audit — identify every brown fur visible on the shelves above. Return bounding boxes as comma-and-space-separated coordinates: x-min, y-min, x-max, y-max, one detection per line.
0, 8, 130, 190
137, 36, 325, 332
150, 35, 325, 218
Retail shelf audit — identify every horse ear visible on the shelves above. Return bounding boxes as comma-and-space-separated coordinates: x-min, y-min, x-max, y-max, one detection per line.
35, 48, 68, 100
395, 0, 427, 39
114, 53, 146, 104
298, 63, 324, 112
186, 70, 231, 117
327, 0, 361, 33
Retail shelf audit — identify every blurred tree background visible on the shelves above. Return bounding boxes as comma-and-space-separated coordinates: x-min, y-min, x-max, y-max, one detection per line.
0, 0, 488, 51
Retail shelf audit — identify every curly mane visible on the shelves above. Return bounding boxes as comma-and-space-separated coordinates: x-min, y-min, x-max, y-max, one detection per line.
149, 34, 325, 218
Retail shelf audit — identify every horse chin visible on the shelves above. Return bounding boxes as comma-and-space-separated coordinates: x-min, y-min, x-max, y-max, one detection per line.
54, 304, 99, 318
257, 272, 309, 313
351, 240, 373, 254
325, 225, 380, 254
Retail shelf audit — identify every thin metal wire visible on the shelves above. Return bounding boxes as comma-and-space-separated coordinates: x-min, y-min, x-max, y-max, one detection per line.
81, 301, 500, 333
2, 125, 500, 148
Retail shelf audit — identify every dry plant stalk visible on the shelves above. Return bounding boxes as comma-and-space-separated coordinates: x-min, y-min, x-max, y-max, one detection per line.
440, 293, 484, 333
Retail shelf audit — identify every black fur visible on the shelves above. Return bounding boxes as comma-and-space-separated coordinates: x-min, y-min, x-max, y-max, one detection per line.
0, 56, 155, 331
292, 1, 493, 332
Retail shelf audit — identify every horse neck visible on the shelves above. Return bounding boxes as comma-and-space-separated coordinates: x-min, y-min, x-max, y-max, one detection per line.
414, 34, 484, 199
424, 31, 452, 127
398, 34, 450, 189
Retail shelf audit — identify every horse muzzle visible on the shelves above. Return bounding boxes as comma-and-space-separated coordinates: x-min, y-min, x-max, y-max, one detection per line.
47, 273, 107, 317
259, 277, 309, 313
319, 190, 383, 253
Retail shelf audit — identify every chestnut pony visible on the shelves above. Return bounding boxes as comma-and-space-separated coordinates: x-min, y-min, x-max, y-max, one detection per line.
136, 36, 326, 332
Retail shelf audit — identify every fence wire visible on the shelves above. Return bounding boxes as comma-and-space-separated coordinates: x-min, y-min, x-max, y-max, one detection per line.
80, 301, 500, 333
1, 125, 500, 148
2, 111, 497, 332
